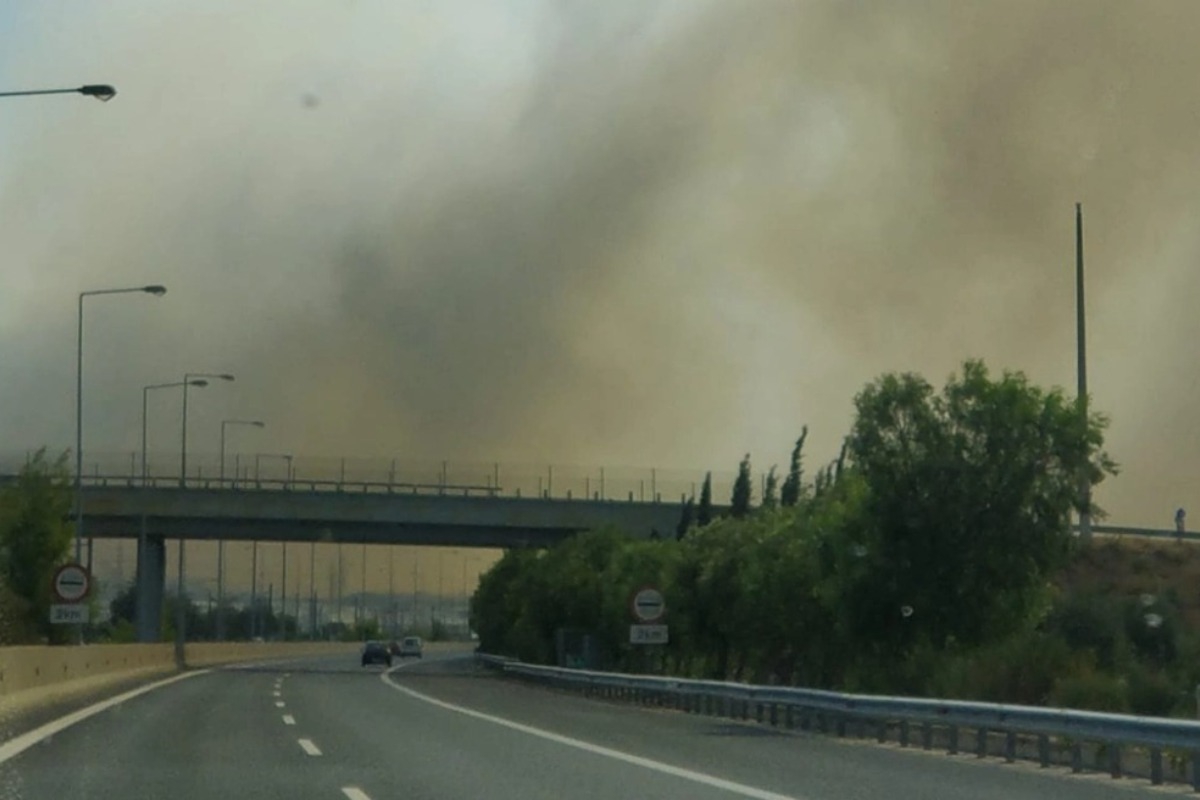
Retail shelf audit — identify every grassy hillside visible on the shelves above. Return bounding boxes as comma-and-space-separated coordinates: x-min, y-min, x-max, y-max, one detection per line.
1059, 537, 1200, 628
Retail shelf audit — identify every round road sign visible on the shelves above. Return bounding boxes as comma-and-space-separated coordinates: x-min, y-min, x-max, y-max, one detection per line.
630, 586, 666, 622
52, 564, 90, 603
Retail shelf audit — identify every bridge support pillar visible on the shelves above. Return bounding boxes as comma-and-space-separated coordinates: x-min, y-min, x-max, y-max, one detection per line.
135, 533, 166, 643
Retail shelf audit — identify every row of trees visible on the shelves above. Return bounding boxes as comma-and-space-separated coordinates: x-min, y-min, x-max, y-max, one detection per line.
471, 361, 1165, 709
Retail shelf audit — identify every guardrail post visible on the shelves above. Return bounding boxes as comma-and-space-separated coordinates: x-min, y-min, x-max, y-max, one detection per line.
1037, 735, 1050, 768
1108, 743, 1121, 779
769, 703, 778, 727
1150, 748, 1163, 785
876, 720, 887, 743
921, 722, 932, 750
947, 725, 958, 755
784, 705, 794, 729
835, 716, 846, 738
976, 727, 989, 758
1191, 751, 1200, 791
755, 702, 764, 723
1004, 731, 1016, 763
1071, 741, 1083, 773
899, 719, 909, 747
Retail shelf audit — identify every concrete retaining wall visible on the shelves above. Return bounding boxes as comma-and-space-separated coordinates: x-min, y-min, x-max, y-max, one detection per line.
0, 641, 356, 718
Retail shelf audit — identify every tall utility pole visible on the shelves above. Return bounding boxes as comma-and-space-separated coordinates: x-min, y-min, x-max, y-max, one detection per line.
437, 550, 444, 626
336, 545, 344, 626
1076, 202, 1092, 543
281, 542, 288, 640
309, 540, 316, 639
388, 547, 395, 638
360, 543, 367, 629
250, 542, 258, 638
412, 551, 420, 630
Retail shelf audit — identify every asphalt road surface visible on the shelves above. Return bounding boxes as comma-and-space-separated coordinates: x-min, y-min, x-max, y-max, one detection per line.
0, 650, 1181, 799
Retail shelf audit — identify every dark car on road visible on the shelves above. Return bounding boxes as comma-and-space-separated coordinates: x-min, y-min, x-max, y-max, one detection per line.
361, 640, 392, 668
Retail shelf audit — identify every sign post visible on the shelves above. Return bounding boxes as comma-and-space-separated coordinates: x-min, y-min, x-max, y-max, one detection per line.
50, 563, 91, 625
629, 585, 668, 645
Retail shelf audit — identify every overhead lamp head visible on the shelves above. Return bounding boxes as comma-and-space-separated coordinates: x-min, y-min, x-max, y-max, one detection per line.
79, 84, 116, 102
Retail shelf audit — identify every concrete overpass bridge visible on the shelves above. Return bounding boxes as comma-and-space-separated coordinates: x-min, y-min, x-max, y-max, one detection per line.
78, 480, 686, 548
1, 453, 714, 645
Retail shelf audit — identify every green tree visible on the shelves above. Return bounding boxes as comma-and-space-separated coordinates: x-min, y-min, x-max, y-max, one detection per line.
762, 467, 778, 510
731, 454, 753, 519
109, 582, 138, 625
842, 359, 1117, 669
696, 473, 714, 526
675, 496, 695, 540
0, 449, 74, 640
780, 427, 808, 507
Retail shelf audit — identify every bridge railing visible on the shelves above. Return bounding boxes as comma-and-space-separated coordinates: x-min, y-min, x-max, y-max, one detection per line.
479, 655, 1200, 789
2, 451, 736, 505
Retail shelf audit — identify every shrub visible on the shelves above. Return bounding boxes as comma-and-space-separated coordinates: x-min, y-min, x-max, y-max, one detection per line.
929, 630, 1076, 705
1042, 590, 1122, 669
1050, 667, 1129, 713
1125, 665, 1177, 717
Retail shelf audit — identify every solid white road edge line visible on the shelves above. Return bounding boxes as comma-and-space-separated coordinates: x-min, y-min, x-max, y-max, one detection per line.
298, 738, 322, 756
341, 788, 372, 800
0, 670, 210, 765
380, 666, 805, 800
282, 714, 296, 725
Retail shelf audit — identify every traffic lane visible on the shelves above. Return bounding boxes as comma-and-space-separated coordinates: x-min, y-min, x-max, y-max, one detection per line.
387, 656, 1171, 800
282, 650, 792, 800
0, 668, 175, 746
3, 664, 337, 800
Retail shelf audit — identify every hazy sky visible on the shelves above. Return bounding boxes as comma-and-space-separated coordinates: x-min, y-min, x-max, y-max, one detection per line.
5, 0, 1200, 541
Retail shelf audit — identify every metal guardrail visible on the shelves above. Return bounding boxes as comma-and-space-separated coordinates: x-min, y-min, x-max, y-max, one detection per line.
2, 451, 733, 505
477, 655, 1200, 790
71, 474, 504, 498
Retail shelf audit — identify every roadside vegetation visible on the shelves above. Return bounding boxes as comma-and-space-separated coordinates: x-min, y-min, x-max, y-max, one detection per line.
472, 360, 1200, 717
0, 449, 74, 644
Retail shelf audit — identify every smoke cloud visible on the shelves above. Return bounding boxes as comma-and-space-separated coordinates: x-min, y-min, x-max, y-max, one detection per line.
4, 0, 1200, 533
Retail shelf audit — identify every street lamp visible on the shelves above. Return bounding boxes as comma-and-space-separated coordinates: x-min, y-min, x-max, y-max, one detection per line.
253, 452, 293, 483
75, 285, 166, 568
143, 380, 208, 485
217, 419, 265, 641
250, 452, 292, 639
181, 373, 234, 488
220, 420, 265, 486
0, 84, 117, 101
137, 378, 206, 643
175, 371, 232, 661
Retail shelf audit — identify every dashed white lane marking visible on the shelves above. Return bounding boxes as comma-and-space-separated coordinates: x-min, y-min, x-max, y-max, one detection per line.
273, 690, 282, 697
275, 701, 286, 708
282, 715, 296, 726
380, 666, 804, 800
341, 788, 372, 800
298, 738, 322, 756
0, 671, 209, 765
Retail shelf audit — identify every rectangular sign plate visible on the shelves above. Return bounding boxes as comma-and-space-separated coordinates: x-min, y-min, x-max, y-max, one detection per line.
629, 624, 668, 645
50, 604, 89, 624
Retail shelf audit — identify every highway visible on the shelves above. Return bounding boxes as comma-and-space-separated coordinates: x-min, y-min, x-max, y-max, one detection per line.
0, 650, 1174, 799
